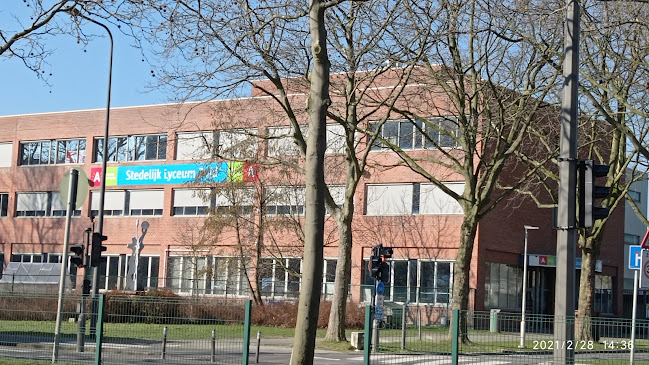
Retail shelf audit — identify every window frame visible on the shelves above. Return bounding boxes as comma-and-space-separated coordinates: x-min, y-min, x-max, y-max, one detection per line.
94, 134, 167, 163
19, 139, 86, 166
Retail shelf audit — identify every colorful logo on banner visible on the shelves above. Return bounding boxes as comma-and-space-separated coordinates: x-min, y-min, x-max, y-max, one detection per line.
90, 162, 259, 187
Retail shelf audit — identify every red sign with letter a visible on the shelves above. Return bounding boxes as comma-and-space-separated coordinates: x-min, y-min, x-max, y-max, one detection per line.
90, 167, 102, 186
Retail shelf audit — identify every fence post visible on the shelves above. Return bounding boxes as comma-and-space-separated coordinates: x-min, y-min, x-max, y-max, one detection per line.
94, 294, 106, 365
451, 309, 459, 365
242, 299, 252, 365
363, 305, 371, 365
161, 326, 168, 360
418, 306, 422, 341
211, 328, 216, 362
401, 304, 407, 350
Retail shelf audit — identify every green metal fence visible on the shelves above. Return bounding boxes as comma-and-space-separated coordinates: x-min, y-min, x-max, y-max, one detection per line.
364, 306, 649, 364
0, 293, 252, 364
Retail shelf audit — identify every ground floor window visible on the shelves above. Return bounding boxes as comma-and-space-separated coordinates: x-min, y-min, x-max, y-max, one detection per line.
484, 262, 523, 310
167, 255, 251, 297
594, 274, 613, 315
362, 258, 453, 305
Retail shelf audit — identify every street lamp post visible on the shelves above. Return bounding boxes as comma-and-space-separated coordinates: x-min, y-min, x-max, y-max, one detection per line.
520, 225, 539, 348
70, 10, 112, 341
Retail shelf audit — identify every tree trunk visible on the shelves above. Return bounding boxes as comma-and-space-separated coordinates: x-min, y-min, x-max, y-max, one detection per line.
290, 1, 329, 363
324, 212, 353, 341
577, 237, 597, 341
450, 212, 479, 343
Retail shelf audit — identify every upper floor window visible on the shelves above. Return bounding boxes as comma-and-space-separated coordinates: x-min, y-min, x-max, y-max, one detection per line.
267, 124, 346, 157
628, 190, 642, 204
264, 186, 305, 215
176, 131, 216, 160
176, 129, 258, 161
172, 188, 254, 216
0, 193, 8, 217
15, 192, 80, 217
370, 118, 460, 151
0, 142, 12, 167
624, 233, 640, 245
365, 182, 464, 216
90, 189, 163, 217
94, 134, 167, 162
20, 139, 86, 166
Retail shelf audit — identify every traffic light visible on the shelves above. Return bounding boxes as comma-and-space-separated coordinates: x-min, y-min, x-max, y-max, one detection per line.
69, 244, 85, 268
370, 255, 382, 279
82, 278, 91, 295
91, 232, 107, 267
579, 159, 611, 228
369, 244, 393, 283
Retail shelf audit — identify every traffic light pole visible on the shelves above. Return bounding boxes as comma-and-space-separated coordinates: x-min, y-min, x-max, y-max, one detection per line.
53, 169, 79, 362
554, 0, 579, 362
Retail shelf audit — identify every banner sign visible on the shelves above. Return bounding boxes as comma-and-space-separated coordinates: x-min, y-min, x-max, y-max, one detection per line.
523, 254, 602, 272
90, 161, 259, 187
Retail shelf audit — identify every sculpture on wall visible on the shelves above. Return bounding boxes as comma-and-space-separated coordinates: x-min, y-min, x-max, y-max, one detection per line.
126, 220, 149, 291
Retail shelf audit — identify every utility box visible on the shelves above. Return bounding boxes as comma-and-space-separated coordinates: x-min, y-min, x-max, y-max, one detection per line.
350, 331, 364, 350
490, 309, 501, 332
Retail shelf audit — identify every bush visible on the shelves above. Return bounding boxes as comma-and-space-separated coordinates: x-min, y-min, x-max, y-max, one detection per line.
252, 300, 366, 329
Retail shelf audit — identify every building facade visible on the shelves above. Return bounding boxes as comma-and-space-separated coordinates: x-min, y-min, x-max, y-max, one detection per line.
0, 82, 625, 316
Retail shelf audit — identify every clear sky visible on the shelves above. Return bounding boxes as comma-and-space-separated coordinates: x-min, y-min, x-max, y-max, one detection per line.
0, 12, 166, 117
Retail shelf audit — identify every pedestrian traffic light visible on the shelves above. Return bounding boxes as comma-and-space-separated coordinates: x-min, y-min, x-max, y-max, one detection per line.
579, 159, 610, 228
69, 244, 85, 268
91, 232, 107, 267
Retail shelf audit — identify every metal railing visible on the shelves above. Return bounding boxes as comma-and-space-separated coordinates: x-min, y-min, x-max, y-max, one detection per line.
364, 306, 649, 364
0, 293, 252, 364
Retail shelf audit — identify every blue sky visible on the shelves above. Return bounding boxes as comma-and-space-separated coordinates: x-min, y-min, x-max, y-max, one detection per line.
0, 12, 166, 117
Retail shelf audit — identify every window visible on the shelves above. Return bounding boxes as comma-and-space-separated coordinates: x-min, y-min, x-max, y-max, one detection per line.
419, 183, 464, 215
0, 193, 8, 217
172, 188, 254, 216
168, 256, 250, 296
628, 190, 642, 204
361, 258, 453, 304
322, 259, 337, 298
265, 186, 306, 215
594, 275, 613, 314
15, 192, 80, 217
19, 139, 86, 166
268, 124, 345, 157
127, 190, 164, 216
212, 256, 250, 296
365, 182, 464, 216
326, 124, 346, 154
91, 255, 158, 291
420, 261, 452, 304
176, 131, 216, 160
484, 262, 523, 309
173, 188, 210, 216
326, 185, 346, 214
0, 142, 12, 167
370, 118, 459, 151
94, 134, 167, 162
625, 234, 640, 245
218, 129, 258, 160
268, 125, 307, 157
259, 258, 301, 298
91, 190, 126, 217
365, 184, 414, 216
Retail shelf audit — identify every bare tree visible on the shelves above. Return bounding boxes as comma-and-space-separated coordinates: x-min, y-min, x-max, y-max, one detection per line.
357, 0, 563, 342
